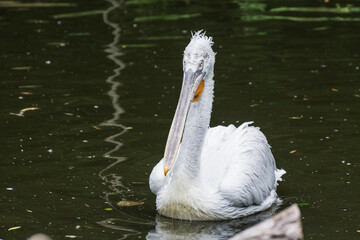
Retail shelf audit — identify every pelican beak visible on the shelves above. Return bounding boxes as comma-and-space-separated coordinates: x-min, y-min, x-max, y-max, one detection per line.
163, 70, 204, 176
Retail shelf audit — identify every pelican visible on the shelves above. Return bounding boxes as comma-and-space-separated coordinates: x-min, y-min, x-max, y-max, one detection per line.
149, 31, 285, 221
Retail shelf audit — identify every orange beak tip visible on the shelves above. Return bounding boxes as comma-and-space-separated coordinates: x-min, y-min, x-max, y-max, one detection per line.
164, 167, 169, 176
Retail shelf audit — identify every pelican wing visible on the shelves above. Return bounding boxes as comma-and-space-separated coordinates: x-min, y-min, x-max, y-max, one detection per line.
201, 122, 277, 207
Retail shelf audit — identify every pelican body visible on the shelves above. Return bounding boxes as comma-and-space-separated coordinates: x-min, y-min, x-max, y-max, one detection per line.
149, 31, 285, 221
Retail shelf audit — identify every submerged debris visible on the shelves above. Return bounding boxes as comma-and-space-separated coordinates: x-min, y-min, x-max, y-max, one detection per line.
117, 200, 145, 207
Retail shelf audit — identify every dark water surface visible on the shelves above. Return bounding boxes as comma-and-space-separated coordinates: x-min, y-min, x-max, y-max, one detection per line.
1, 0, 359, 239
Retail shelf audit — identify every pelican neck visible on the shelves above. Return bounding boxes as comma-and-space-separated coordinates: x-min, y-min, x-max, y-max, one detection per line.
172, 75, 214, 180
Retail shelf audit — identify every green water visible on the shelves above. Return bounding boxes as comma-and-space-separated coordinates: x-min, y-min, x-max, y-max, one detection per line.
1, 0, 359, 239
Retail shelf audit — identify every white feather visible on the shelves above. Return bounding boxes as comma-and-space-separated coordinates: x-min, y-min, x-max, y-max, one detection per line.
149, 31, 285, 221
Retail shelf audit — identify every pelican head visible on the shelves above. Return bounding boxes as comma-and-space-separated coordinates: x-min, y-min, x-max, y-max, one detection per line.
163, 31, 216, 176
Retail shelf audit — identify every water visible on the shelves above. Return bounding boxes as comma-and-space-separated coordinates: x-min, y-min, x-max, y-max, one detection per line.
1, 0, 359, 239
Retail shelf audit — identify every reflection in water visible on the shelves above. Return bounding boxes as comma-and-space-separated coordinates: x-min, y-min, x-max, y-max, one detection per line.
99, 0, 126, 193
98, 0, 148, 238
97, 218, 147, 240
99, 0, 128, 195
147, 206, 279, 240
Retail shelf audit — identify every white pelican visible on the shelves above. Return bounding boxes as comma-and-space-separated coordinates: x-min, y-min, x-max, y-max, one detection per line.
149, 31, 285, 221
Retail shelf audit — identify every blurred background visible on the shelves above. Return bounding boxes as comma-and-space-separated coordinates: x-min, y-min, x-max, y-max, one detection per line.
0, 0, 359, 239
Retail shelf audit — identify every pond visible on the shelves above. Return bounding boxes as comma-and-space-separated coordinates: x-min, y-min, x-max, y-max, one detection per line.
1, 0, 359, 239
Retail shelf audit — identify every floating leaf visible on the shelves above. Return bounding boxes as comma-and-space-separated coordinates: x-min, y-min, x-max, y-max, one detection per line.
290, 150, 297, 154
10, 107, 40, 117
104, 208, 113, 211
20, 107, 40, 113
117, 200, 145, 207
26, 19, 50, 24
19, 85, 42, 89
92, 126, 101, 130
134, 13, 201, 22
64, 112, 74, 116
289, 116, 302, 120
297, 202, 309, 206
121, 43, 158, 48
125, 126, 133, 130
331, 88, 339, 92
8, 226, 21, 231
75, 156, 92, 159
12, 66, 31, 70
125, 0, 160, 5
242, 15, 360, 22
26, 209, 33, 213
270, 6, 360, 14
65, 235, 78, 239
9, 112, 24, 117
53, 10, 104, 19
20, 91, 33, 95
131, 181, 146, 185
47, 42, 67, 47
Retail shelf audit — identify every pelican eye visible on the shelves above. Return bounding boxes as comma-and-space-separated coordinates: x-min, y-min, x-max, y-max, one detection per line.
198, 60, 203, 71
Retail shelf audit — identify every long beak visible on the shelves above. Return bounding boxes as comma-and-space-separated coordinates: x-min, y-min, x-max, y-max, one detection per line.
163, 70, 203, 176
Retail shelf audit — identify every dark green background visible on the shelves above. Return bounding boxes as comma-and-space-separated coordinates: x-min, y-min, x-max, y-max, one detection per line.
1, 0, 359, 239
